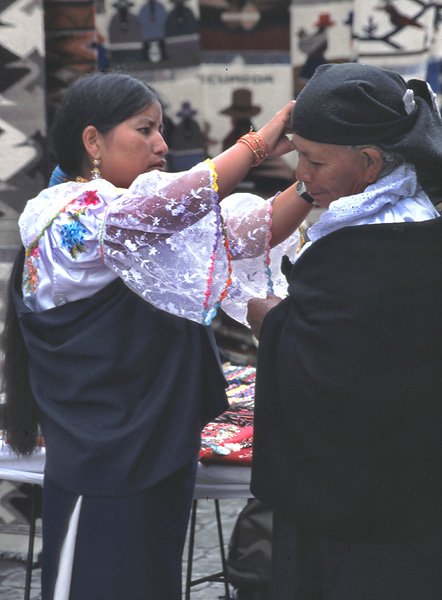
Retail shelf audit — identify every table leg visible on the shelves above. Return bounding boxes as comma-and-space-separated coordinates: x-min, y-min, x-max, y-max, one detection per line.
185, 499, 198, 599
24, 484, 38, 600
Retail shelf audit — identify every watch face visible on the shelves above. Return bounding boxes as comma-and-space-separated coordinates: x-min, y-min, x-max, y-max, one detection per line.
296, 181, 306, 195
296, 180, 314, 204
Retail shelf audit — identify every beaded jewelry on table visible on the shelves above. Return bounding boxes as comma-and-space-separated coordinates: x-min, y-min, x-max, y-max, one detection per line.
200, 364, 256, 465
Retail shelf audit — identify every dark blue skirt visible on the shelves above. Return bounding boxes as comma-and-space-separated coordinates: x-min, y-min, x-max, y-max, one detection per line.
41, 460, 197, 600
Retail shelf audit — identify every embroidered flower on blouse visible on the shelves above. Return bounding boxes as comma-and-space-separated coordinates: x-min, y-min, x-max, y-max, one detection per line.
70, 190, 100, 216
60, 218, 88, 258
58, 191, 101, 259
233, 238, 245, 253
82, 190, 100, 205
21, 190, 101, 295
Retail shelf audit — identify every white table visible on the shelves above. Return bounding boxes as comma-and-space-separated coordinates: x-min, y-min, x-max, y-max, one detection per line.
0, 444, 251, 497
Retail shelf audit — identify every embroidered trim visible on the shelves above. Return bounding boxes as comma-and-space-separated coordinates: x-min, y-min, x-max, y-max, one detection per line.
23, 247, 40, 294
296, 225, 307, 254
98, 209, 108, 259
204, 158, 219, 194
218, 218, 233, 304
202, 159, 233, 325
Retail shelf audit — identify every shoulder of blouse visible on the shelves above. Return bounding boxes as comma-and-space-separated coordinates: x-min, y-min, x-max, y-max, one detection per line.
18, 179, 121, 247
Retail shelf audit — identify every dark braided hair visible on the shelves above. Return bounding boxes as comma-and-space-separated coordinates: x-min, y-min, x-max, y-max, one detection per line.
1, 248, 40, 454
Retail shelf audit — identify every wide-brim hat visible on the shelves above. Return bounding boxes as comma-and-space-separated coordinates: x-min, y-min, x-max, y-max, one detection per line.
220, 88, 261, 118
315, 13, 335, 28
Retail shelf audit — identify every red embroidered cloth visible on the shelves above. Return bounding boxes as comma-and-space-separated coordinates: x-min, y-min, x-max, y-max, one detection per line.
199, 364, 255, 466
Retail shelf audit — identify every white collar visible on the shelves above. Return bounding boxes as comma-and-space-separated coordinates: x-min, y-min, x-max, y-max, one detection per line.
307, 163, 438, 244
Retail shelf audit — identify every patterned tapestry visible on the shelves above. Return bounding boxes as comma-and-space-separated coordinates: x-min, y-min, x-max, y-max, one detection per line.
44, 0, 97, 123
0, 0, 47, 221
1, 0, 442, 226
0, 0, 97, 240
291, 0, 442, 93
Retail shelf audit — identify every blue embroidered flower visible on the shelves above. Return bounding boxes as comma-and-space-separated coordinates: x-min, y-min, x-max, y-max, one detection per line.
61, 219, 88, 258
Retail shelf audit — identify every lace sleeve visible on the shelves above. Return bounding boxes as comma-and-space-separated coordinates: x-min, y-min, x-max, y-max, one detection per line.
105, 162, 216, 236
221, 192, 269, 259
103, 166, 300, 325
103, 160, 233, 324
220, 193, 301, 325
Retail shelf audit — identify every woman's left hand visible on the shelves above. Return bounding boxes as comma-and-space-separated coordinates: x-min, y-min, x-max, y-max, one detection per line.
257, 101, 296, 158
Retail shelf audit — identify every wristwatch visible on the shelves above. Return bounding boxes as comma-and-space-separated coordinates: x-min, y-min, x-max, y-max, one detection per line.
296, 181, 315, 205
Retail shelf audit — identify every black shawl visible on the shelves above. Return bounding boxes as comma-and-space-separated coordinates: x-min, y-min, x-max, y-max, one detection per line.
14, 268, 228, 496
251, 217, 442, 541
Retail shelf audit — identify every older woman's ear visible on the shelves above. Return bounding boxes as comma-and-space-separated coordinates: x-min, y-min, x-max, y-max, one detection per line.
361, 147, 384, 184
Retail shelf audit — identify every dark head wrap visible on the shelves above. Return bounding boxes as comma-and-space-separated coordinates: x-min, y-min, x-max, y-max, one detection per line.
291, 62, 442, 205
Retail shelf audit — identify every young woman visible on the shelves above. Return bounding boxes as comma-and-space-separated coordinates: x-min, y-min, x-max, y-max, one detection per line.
2, 72, 312, 599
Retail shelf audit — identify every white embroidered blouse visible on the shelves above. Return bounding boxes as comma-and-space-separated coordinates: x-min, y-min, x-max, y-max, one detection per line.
19, 160, 298, 325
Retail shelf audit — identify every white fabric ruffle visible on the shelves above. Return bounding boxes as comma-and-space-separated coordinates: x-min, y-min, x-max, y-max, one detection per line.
297, 164, 440, 259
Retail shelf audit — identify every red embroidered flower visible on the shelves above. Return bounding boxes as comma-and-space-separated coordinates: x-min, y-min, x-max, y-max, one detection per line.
82, 190, 100, 205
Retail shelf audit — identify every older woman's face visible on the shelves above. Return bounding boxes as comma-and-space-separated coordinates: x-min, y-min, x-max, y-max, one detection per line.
293, 134, 375, 208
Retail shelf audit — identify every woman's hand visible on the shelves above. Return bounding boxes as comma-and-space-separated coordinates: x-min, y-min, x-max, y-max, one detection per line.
257, 101, 296, 158
247, 294, 282, 340
213, 100, 296, 198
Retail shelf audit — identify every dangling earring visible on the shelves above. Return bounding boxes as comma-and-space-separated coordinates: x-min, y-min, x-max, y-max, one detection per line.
90, 158, 101, 180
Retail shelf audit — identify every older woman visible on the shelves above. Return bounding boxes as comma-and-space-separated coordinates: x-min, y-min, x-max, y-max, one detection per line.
248, 63, 442, 600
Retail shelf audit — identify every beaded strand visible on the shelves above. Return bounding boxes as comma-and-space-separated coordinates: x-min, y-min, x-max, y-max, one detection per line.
217, 218, 233, 304
202, 159, 233, 325
264, 193, 279, 295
